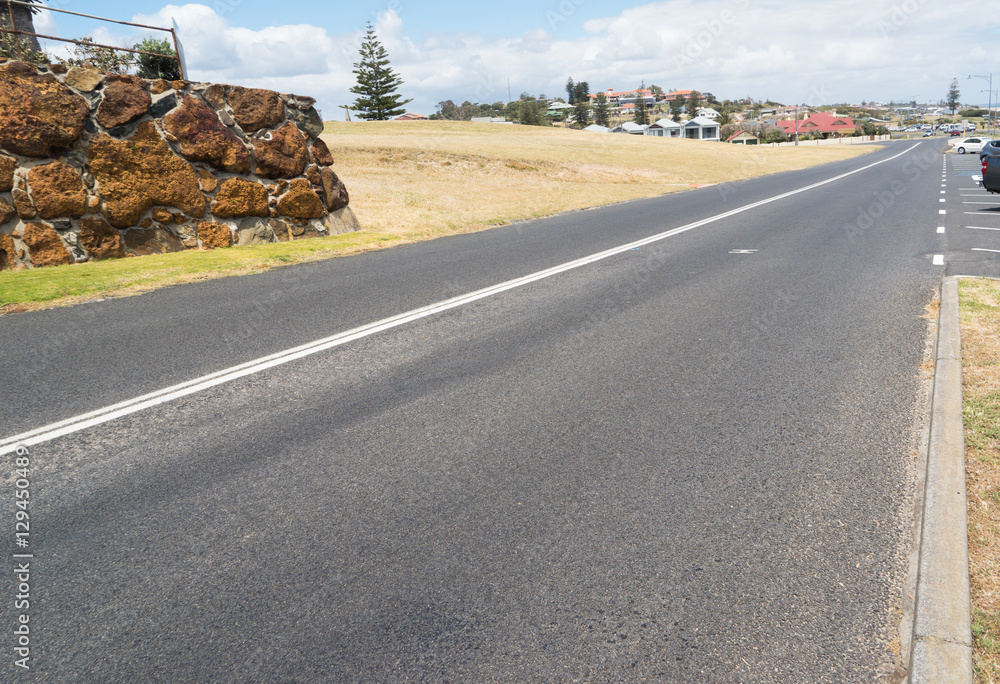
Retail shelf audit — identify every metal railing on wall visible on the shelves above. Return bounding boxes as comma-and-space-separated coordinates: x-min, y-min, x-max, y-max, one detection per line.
1, 0, 184, 79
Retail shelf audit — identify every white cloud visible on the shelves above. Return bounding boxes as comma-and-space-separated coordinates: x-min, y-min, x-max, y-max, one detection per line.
131, 0, 1000, 118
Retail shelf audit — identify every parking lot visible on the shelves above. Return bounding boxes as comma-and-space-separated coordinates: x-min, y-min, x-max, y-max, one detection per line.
941, 147, 1000, 278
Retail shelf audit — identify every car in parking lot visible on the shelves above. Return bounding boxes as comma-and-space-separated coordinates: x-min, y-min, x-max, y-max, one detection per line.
949, 137, 993, 154
923, 130, 934, 137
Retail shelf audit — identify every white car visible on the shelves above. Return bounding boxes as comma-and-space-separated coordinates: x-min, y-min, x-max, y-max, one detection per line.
950, 137, 993, 154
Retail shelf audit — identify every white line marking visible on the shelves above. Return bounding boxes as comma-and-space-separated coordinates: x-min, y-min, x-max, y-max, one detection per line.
940, 199, 947, 202
965, 226, 1000, 231
972, 248, 1000, 254
937, 227, 946, 234
933, 255, 945, 265
963, 202, 999, 205
0, 144, 923, 455
940, 210, 947, 215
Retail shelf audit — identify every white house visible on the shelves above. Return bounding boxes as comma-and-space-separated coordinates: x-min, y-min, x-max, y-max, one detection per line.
646, 119, 682, 137
683, 116, 720, 140
697, 107, 720, 120
611, 122, 647, 135
583, 124, 610, 132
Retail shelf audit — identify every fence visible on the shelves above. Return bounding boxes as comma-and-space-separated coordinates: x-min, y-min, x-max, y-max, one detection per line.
1, 0, 183, 78
766, 134, 893, 147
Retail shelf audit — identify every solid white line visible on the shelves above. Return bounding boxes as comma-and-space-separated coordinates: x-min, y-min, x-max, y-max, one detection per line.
0, 144, 923, 455
965, 226, 1000, 231
963, 202, 1000, 205
972, 248, 1000, 254
933, 254, 946, 265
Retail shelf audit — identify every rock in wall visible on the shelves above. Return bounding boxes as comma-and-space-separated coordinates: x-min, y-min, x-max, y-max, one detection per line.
0, 59, 359, 271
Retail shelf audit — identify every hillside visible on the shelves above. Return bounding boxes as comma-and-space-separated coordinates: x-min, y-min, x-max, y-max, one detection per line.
321, 120, 874, 238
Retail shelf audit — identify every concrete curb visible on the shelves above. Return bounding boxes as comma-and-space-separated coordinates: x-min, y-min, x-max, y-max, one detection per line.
908, 277, 972, 682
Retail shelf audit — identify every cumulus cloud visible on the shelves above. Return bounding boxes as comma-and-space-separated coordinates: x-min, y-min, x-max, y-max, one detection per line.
120, 0, 1000, 117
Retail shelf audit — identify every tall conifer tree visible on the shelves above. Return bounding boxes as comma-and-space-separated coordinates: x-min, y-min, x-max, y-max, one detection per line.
350, 23, 412, 120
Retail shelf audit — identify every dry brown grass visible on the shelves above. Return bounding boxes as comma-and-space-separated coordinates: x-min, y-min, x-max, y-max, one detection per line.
959, 278, 1000, 683
1, 121, 877, 313
321, 120, 874, 238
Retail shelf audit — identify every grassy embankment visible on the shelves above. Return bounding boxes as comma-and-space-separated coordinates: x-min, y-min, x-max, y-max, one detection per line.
960, 278, 1000, 683
0, 121, 873, 313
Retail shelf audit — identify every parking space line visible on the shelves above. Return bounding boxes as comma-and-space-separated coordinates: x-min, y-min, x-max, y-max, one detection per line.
972, 248, 1000, 254
964, 226, 1000, 231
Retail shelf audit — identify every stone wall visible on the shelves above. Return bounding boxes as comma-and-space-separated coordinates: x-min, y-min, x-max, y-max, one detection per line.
0, 59, 359, 271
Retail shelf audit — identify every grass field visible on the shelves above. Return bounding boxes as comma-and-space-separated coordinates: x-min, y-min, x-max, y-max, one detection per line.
960, 278, 1000, 683
323, 120, 874, 237
1, 121, 874, 312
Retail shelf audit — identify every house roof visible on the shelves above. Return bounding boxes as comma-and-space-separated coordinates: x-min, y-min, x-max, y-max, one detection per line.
395, 113, 427, 120
684, 116, 718, 127
726, 129, 759, 142
650, 118, 681, 129
612, 122, 647, 133
583, 124, 610, 132
776, 111, 855, 134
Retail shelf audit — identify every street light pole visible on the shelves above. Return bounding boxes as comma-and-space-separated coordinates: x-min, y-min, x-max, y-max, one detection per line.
969, 73, 993, 133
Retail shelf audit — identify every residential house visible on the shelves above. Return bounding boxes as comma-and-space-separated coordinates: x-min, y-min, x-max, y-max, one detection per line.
647, 119, 682, 137
394, 113, 428, 121
583, 124, 610, 133
611, 122, 647, 134
726, 130, 759, 145
662, 89, 694, 102
775, 111, 855, 138
683, 116, 720, 140
697, 107, 720, 120
547, 101, 574, 116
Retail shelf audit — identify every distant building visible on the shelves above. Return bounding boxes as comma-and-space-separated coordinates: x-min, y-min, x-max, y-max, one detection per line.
394, 113, 428, 120
775, 112, 855, 138
726, 130, 759, 145
647, 119, 682, 137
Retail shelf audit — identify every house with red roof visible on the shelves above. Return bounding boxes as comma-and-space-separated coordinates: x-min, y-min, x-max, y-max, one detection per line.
775, 112, 856, 138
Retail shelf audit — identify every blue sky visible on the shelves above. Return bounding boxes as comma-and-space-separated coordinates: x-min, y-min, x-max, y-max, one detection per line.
31, 0, 1000, 118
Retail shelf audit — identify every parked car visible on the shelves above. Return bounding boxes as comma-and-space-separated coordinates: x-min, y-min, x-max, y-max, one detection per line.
950, 130, 962, 136
923, 130, 934, 137
949, 137, 992, 154
979, 143, 1000, 192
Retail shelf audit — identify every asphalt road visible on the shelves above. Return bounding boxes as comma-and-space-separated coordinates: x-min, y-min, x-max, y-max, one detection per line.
1, 140, 947, 682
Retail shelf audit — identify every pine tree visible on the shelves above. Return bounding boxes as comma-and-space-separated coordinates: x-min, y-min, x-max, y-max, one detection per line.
634, 83, 649, 126
566, 77, 576, 104
593, 93, 611, 127
669, 97, 684, 122
573, 99, 591, 128
947, 79, 961, 115
350, 23, 412, 121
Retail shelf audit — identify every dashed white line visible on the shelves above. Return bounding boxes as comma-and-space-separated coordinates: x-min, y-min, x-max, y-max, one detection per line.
933, 254, 946, 265
937, 227, 946, 234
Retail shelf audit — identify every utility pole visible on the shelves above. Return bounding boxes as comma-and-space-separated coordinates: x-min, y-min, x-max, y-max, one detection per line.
970, 73, 994, 133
